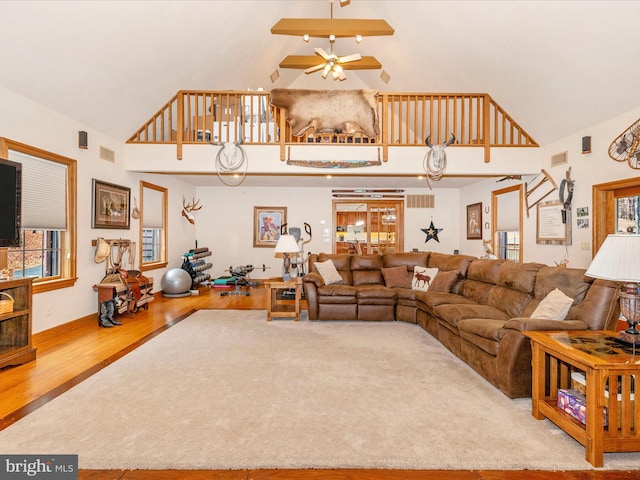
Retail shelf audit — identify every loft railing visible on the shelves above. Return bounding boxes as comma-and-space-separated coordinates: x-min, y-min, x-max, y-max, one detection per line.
127, 90, 538, 161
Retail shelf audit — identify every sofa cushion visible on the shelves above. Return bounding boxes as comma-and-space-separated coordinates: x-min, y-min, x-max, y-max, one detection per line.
530, 287, 574, 320
315, 259, 343, 285
429, 270, 459, 293
317, 284, 357, 298
352, 254, 384, 286
467, 259, 505, 284
412, 267, 439, 291
416, 291, 476, 310
435, 303, 510, 329
497, 261, 545, 294
381, 266, 411, 288
458, 319, 507, 356
356, 285, 397, 305
487, 286, 532, 318
457, 279, 494, 305
383, 252, 429, 269
428, 252, 475, 276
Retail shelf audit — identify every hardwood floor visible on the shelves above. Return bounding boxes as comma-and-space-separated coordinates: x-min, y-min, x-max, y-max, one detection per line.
0, 281, 636, 480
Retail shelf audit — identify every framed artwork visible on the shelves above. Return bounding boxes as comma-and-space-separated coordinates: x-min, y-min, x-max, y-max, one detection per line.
466, 202, 482, 240
92, 179, 131, 229
253, 206, 287, 247
536, 200, 571, 245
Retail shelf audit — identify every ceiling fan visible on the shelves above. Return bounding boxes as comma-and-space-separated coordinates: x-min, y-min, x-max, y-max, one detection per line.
303, 36, 361, 81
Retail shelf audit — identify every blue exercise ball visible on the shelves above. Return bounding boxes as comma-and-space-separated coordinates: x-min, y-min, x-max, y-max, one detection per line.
161, 268, 192, 296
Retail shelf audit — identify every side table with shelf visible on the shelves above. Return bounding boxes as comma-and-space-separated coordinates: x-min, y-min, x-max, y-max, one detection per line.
524, 330, 640, 467
264, 277, 302, 322
0, 277, 36, 368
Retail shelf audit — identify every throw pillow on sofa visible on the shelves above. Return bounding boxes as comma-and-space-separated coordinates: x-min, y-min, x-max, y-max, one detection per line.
412, 266, 439, 292
381, 266, 412, 288
530, 287, 574, 320
429, 270, 459, 293
315, 259, 343, 285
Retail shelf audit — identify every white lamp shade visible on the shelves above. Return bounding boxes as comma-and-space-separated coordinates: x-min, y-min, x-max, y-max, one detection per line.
585, 234, 640, 283
274, 234, 300, 254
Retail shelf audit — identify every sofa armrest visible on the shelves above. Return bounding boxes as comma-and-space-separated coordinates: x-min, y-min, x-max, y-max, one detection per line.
503, 317, 589, 333
303, 272, 325, 288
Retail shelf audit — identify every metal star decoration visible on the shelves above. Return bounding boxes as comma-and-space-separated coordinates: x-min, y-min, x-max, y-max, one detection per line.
421, 220, 443, 243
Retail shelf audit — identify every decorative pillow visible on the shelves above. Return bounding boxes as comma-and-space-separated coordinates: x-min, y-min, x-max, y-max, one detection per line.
429, 270, 459, 293
314, 259, 343, 285
412, 266, 439, 292
530, 288, 574, 320
381, 266, 411, 289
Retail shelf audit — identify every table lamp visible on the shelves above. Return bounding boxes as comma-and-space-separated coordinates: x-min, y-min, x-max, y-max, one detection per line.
274, 234, 300, 281
585, 234, 640, 345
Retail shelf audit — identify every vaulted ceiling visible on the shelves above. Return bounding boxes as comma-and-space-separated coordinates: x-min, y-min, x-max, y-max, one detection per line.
1, 0, 638, 150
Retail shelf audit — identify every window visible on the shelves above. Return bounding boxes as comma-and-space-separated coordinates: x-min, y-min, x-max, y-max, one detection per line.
491, 184, 523, 262
0, 138, 77, 293
139, 181, 167, 270
616, 195, 639, 234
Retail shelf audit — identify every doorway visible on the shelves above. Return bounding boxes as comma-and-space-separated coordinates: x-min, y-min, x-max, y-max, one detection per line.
491, 185, 523, 262
333, 200, 404, 254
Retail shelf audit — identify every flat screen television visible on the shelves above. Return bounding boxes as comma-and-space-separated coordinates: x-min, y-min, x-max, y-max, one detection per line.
0, 157, 22, 247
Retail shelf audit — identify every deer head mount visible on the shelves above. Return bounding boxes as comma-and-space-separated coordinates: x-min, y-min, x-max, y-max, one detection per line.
424, 134, 455, 189
182, 196, 202, 224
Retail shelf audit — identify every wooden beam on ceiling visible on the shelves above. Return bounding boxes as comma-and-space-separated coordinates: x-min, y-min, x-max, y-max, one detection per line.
279, 55, 382, 70
271, 18, 394, 38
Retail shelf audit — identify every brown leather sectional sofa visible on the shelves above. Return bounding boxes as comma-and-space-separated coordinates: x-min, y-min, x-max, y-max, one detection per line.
302, 251, 621, 398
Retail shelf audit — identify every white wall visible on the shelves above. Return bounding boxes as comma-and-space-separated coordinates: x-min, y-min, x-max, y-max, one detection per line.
459, 105, 640, 269
194, 185, 461, 278
0, 85, 196, 333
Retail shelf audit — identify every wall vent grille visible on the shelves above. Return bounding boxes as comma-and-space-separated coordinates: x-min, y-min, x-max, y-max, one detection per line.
551, 151, 568, 167
407, 194, 435, 208
100, 146, 115, 163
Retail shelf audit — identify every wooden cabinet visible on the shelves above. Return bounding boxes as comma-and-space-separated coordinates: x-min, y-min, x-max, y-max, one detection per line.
0, 277, 36, 369
333, 200, 403, 254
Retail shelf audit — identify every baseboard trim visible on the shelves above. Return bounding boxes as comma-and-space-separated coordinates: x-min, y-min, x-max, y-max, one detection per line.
33, 314, 96, 346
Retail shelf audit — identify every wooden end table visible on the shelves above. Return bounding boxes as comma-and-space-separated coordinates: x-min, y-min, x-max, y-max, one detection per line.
264, 277, 302, 322
524, 330, 640, 467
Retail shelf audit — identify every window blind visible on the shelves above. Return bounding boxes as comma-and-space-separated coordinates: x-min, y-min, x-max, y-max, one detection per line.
496, 190, 520, 232
142, 187, 164, 229
9, 150, 67, 230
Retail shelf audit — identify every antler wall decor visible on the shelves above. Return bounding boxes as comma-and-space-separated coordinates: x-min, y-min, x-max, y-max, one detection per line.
423, 134, 455, 189
182, 196, 203, 224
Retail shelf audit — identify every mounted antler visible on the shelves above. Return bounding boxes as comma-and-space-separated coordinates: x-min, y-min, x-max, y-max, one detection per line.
182, 196, 203, 224
424, 134, 456, 188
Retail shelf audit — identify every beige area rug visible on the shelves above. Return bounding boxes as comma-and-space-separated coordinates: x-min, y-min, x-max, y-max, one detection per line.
1, 309, 639, 470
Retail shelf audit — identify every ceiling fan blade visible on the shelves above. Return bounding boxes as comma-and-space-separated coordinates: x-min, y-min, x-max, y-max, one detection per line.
338, 53, 362, 64
314, 47, 331, 60
304, 63, 326, 74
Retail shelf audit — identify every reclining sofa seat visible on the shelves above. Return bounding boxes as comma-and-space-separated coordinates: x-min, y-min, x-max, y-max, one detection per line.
303, 251, 621, 399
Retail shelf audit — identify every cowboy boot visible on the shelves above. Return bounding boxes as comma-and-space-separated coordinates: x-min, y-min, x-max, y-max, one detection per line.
106, 299, 121, 326
98, 301, 113, 328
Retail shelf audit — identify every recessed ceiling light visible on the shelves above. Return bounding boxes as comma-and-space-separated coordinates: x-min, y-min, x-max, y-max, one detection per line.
303, 34, 310, 42
326, 175, 332, 179
355, 34, 363, 43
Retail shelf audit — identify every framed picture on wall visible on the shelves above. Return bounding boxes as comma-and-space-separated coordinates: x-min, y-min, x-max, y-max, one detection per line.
253, 206, 287, 247
466, 202, 482, 240
92, 179, 131, 229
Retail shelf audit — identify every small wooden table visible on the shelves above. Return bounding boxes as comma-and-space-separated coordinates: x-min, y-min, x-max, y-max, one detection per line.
264, 277, 302, 322
524, 330, 640, 467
